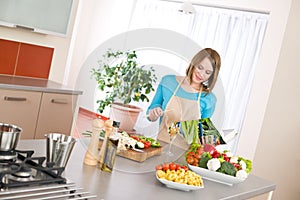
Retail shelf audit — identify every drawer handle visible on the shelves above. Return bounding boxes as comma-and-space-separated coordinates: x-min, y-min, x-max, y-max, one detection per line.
4, 96, 27, 101
51, 99, 68, 104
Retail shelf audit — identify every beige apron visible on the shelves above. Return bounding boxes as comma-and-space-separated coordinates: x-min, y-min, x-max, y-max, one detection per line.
157, 78, 202, 150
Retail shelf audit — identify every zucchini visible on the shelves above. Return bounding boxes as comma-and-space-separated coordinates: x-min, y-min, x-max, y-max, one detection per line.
151, 140, 161, 147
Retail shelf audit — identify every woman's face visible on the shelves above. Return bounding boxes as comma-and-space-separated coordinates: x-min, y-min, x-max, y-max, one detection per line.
192, 57, 214, 85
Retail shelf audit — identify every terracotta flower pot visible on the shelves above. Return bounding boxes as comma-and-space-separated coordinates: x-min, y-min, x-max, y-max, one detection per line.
109, 102, 143, 132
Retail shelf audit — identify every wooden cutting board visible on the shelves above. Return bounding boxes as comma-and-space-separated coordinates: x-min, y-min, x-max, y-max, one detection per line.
98, 140, 163, 163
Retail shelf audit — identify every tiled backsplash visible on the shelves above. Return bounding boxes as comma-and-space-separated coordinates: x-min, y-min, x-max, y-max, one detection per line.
0, 39, 54, 79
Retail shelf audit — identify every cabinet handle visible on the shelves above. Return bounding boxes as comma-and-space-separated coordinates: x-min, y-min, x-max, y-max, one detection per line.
51, 99, 68, 104
4, 96, 27, 101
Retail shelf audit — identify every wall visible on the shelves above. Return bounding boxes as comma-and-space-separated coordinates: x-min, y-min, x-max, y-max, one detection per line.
252, 0, 300, 199
0, 0, 79, 83
64, 0, 135, 86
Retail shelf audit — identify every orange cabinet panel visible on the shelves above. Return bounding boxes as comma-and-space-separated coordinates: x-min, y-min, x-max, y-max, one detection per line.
15, 43, 54, 79
0, 39, 19, 75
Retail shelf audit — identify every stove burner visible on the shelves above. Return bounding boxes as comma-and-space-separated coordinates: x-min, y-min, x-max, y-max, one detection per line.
0, 163, 21, 174
0, 151, 17, 161
0, 149, 66, 189
12, 165, 32, 178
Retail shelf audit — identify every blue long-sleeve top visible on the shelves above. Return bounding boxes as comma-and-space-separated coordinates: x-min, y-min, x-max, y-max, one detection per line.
147, 75, 216, 122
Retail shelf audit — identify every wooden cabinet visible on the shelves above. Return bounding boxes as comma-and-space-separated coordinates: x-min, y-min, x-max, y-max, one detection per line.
0, 88, 79, 139
0, 89, 42, 139
35, 93, 78, 139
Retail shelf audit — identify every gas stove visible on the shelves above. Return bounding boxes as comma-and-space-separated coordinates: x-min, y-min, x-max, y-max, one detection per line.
0, 149, 96, 199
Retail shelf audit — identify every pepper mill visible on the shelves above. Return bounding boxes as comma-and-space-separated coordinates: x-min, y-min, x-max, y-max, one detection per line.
83, 118, 104, 166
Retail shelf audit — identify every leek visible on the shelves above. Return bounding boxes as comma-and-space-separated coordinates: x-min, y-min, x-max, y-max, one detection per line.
181, 120, 199, 144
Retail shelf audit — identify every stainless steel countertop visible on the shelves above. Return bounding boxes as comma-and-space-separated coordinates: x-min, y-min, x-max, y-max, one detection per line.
0, 75, 82, 95
18, 139, 276, 200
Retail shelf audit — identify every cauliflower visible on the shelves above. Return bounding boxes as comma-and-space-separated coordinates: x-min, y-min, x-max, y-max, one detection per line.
207, 158, 221, 171
224, 151, 233, 158
236, 170, 248, 179
239, 160, 247, 170
230, 156, 239, 164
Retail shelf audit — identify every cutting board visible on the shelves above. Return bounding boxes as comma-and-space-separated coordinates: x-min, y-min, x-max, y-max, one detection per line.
98, 140, 163, 163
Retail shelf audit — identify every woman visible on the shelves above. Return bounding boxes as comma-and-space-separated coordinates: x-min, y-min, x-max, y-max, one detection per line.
146, 48, 221, 148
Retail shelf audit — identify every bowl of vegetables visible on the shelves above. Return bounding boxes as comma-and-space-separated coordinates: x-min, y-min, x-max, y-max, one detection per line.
186, 144, 252, 186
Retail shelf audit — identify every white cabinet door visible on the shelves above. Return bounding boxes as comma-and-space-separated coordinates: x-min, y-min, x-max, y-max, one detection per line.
0, 89, 42, 139
35, 92, 78, 139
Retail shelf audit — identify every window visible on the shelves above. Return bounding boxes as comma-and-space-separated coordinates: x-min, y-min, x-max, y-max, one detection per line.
128, 0, 269, 152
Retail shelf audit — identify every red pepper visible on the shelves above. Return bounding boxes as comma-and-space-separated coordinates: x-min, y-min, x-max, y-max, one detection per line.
130, 135, 141, 141
211, 150, 220, 158
222, 153, 230, 162
142, 141, 151, 148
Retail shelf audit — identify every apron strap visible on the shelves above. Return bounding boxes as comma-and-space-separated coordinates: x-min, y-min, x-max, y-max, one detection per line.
173, 77, 185, 95
174, 77, 202, 104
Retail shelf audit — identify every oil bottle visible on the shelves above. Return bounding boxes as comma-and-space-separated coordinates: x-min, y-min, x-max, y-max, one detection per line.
100, 121, 120, 172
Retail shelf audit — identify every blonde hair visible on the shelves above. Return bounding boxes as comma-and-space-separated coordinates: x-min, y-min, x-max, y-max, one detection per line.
186, 48, 221, 93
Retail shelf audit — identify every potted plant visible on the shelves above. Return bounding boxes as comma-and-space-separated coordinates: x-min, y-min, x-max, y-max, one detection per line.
91, 49, 157, 131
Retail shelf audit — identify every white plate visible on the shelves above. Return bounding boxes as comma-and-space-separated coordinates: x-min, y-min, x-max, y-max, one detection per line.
188, 164, 246, 186
156, 175, 204, 191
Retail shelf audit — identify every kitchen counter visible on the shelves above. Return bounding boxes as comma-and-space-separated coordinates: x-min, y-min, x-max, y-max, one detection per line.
18, 139, 276, 200
0, 75, 82, 95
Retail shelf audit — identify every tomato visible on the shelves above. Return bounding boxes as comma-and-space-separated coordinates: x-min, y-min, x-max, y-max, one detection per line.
194, 153, 201, 159
162, 163, 169, 171
196, 147, 204, 155
193, 158, 199, 164
181, 165, 188, 171
186, 155, 195, 164
155, 165, 162, 171
169, 162, 177, 170
157, 162, 191, 173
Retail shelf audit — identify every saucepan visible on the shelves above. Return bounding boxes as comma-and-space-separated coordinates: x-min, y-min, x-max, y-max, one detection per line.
45, 133, 76, 168
0, 123, 22, 151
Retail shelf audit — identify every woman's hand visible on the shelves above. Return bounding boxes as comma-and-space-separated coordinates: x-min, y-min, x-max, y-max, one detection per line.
148, 107, 163, 121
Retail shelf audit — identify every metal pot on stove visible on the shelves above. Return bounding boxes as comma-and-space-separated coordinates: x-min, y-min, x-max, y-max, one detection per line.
0, 123, 22, 151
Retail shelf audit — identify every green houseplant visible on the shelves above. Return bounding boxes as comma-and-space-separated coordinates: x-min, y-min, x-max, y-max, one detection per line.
91, 49, 157, 131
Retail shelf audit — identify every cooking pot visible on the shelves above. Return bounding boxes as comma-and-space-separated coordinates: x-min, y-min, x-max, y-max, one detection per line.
0, 123, 22, 151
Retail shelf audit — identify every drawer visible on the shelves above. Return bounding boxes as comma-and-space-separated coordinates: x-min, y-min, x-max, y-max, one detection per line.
0, 89, 42, 139
35, 92, 78, 139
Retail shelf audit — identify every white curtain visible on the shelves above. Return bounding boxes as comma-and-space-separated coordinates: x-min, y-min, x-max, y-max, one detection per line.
130, 0, 268, 133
